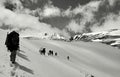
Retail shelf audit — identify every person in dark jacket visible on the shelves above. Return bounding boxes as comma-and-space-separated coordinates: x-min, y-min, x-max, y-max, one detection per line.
5, 31, 19, 64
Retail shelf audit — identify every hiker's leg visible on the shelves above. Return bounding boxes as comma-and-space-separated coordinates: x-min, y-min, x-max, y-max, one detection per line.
12, 51, 17, 63
10, 50, 16, 63
10, 51, 12, 62
10, 51, 15, 62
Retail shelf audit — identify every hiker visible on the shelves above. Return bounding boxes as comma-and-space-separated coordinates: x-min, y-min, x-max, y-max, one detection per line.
5, 31, 19, 64
55, 52, 57, 56
48, 50, 53, 56
39, 48, 46, 55
67, 56, 70, 60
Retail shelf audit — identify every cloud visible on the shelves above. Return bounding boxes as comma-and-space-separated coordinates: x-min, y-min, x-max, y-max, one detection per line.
91, 13, 120, 32
108, 0, 117, 6
42, 5, 61, 17
66, 20, 84, 33
63, 0, 101, 16
0, 0, 70, 37
1, 0, 120, 37
90, 0, 120, 32
39, 1, 61, 18
30, 0, 38, 3
65, 0, 101, 33
62, 7, 72, 17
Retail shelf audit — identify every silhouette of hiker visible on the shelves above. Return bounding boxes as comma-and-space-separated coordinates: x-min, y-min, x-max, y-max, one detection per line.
5, 31, 19, 64
67, 56, 70, 60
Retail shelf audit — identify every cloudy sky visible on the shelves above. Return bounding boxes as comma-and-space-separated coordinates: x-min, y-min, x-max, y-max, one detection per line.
0, 0, 120, 37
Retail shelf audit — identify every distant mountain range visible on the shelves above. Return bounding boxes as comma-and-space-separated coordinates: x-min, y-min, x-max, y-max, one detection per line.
22, 32, 67, 41
73, 29, 120, 49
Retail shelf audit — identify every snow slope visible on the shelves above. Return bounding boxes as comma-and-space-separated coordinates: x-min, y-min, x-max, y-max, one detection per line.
0, 29, 120, 77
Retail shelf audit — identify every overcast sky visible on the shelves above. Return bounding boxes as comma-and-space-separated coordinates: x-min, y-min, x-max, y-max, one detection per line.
0, 0, 120, 37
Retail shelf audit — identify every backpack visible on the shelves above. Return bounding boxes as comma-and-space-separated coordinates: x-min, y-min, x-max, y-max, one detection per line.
7, 31, 19, 46
11, 34, 19, 46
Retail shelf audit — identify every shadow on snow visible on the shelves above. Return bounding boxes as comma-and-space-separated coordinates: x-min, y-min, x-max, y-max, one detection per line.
14, 62, 34, 75
17, 51, 30, 62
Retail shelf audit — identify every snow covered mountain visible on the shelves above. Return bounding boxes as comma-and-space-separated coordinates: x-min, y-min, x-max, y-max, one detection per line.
73, 29, 120, 48
21, 32, 67, 41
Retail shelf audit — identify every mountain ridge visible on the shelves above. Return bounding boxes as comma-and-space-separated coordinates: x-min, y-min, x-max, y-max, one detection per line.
73, 29, 120, 48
